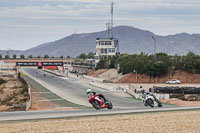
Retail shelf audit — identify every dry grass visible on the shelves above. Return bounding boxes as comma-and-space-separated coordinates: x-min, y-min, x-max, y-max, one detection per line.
1, 110, 200, 133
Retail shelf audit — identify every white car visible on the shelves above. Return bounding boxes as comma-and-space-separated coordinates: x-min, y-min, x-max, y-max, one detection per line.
166, 79, 181, 84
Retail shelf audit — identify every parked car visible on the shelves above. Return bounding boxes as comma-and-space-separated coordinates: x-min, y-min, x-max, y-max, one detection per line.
166, 79, 181, 84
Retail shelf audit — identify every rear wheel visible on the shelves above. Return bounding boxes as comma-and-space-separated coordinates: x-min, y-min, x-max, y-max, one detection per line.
158, 101, 162, 107
146, 99, 154, 108
91, 100, 101, 110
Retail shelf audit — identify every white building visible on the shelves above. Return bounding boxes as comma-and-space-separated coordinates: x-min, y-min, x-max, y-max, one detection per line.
95, 38, 119, 63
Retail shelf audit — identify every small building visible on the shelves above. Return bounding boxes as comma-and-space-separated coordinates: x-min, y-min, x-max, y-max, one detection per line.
95, 38, 119, 63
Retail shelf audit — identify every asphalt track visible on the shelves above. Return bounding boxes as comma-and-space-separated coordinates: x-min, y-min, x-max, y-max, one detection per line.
21, 68, 175, 109
0, 68, 184, 121
1, 106, 200, 121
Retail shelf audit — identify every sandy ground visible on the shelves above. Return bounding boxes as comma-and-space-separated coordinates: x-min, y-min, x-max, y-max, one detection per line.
161, 98, 200, 106
1, 110, 200, 133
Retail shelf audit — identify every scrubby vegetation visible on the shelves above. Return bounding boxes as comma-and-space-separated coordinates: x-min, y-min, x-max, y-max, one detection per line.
77, 52, 95, 59
0, 78, 6, 85
0, 78, 29, 111
96, 52, 200, 78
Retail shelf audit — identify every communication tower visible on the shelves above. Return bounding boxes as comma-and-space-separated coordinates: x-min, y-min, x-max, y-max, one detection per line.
95, 1, 120, 64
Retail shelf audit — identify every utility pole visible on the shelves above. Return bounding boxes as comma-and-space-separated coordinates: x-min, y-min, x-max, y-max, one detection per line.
7, 48, 11, 75
152, 36, 159, 61
111, 1, 114, 39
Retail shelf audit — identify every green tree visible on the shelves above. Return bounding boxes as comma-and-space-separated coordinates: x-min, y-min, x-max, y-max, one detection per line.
20, 54, 25, 59
183, 52, 200, 73
37, 56, 41, 58
13, 54, 17, 59
144, 60, 158, 78
96, 59, 108, 70
28, 55, 33, 58
60, 56, 64, 59
87, 52, 95, 59
44, 55, 49, 58
0, 54, 2, 59
67, 56, 70, 59
109, 55, 118, 68
78, 53, 87, 59
5, 55, 10, 59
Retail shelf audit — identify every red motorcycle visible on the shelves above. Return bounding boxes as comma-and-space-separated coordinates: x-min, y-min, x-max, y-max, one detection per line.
89, 94, 113, 110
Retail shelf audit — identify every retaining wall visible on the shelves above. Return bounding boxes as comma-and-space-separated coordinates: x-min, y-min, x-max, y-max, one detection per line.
84, 75, 104, 82
89, 81, 116, 91
18, 76, 31, 110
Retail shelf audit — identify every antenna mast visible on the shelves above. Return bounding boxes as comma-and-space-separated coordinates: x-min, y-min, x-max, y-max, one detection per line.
111, 1, 114, 39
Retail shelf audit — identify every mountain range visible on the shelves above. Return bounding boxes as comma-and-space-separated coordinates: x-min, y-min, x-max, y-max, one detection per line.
1, 26, 200, 57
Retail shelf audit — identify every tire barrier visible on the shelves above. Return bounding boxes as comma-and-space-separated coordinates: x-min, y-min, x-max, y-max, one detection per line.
154, 86, 200, 94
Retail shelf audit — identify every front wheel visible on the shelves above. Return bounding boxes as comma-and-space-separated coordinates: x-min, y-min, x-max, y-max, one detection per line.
91, 100, 101, 110
146, 99, 154, 108
107, 100, 113, 109
158, 101, 162, 107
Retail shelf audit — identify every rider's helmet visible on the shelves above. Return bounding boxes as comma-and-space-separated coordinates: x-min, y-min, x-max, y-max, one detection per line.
86, 89, 92, 94
141, 89, 145, 94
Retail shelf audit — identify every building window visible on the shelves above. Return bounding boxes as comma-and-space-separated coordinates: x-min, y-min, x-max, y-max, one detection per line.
101, 49, 104, 53
105, 49, 107, 53
100, 41, 105, 45
112, 49, 115, 53
108, 49, 112, 53
105, 41, 111, 45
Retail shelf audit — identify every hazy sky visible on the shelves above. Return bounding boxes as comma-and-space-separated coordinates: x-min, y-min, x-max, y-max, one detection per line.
0, 0, 200, 50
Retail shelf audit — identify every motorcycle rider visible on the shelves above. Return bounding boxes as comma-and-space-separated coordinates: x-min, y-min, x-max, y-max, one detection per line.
141, 89, 148, 106
141, 89, 162, 107
86, 89, 108, 106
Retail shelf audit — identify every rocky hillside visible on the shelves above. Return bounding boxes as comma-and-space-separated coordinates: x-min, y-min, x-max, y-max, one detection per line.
1, 25, 200, 57
22, 26, 200, 57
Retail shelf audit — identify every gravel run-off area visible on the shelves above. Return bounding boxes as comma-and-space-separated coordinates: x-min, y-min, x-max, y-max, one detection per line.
1, 110, 200, 133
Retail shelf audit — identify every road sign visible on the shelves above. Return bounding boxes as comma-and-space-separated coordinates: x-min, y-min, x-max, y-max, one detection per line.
42, 62, 63, 66
16, 62, 38, 66
16, 62, 63, 67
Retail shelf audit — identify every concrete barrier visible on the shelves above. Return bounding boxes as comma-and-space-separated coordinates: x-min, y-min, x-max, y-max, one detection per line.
25, 81, 31, 110
83, 75, 104, 82
127, 86, 170, 100
18, 76, 32, 110
89, 81, 116, 91
126, 88, 141, 98
43, 69, 63, 77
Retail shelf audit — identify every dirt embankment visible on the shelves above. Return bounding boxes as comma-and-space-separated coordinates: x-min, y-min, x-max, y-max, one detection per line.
119, 70, 200, 84
1, 111, 200, 133
0, 78, 29, 112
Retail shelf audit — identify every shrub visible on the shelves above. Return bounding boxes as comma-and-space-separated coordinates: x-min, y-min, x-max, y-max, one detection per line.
0, 78, 6, 85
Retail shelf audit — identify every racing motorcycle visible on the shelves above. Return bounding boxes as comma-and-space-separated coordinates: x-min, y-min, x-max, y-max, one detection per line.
89, 94, 113, 110
141, 90, 162, 108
